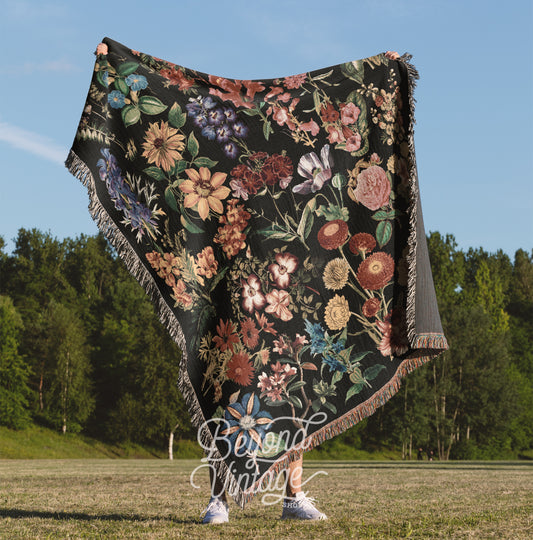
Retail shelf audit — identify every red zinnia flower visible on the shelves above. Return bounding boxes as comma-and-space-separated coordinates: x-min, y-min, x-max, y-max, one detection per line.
362, 297, 381, 318
317, 220, 349, 250
227, 352, 255, 386
349, 233, 377, 256
357, 252, 395, 290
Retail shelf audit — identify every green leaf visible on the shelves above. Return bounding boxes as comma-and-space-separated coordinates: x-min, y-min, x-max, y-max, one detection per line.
323, 401, 337, 414
287, 381, 306, 392
297, 197, 317, 240
376, 220, 393, 247
168, 102, 187, 128
241, 107, 261, 116
256, 228, 297, 242
311, 69, 333, 81
287, 395, 303, 408
114, 78, 129, 95
138, 95, 167, 115
331, 370, 344, 386
350, 350, 372, 364
264, 399, 287, 407
187, 132, 199, 158
194, 156, 218, 168
346, 382, 365, 402
372, 209, 400, 221
180, 212, 204, 233
121, 105, 140, 127
301, 362, 318, 371
363, 364, 386, 381
164, 187, 179, 212
257, 432, 287, 458
143, 167, 166, 181
117, 62, 140, 76
263, 120, 272, 140
313, 90, 321, 113
209, 266, 228, 292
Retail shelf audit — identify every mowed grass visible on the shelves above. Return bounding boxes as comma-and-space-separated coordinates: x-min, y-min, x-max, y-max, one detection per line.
0, 460, 531, 539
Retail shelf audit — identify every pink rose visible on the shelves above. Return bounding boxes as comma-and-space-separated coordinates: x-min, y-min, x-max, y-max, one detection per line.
354, 166, 391, 210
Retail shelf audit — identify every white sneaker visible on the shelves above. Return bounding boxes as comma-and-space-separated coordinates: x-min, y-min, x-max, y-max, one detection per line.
281, 491, 327, 520
202, 496, 229, 524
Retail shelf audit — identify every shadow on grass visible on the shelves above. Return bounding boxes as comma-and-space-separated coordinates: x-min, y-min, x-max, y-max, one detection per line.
0, 508, 199, 524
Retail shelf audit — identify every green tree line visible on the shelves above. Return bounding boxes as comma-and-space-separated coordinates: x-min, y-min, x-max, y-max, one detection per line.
0, 229, 531, 458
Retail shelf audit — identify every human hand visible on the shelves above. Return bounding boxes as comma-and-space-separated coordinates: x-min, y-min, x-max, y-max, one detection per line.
385, 51, 400, 60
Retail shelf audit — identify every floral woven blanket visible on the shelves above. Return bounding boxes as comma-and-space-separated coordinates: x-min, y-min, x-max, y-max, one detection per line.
66, 37, 448, 506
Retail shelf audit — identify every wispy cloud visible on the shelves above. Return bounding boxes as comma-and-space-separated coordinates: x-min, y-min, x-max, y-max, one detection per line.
9, 58, 79, 76
0, 121, 67, 165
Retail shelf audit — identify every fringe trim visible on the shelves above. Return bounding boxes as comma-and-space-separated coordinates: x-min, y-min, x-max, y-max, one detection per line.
398, 53, 421, 347
236, 348, 441, 506
65, 149, 258, 509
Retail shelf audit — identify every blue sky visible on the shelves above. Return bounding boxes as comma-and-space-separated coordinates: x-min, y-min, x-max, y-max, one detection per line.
0, 0, 531, 257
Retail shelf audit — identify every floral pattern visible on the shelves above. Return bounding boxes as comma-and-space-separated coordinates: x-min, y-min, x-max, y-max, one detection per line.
69, 38, 447, 499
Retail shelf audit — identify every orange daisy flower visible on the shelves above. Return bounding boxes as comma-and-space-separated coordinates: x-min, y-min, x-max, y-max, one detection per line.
141, 120, 185, 172
180, 167, 230, 220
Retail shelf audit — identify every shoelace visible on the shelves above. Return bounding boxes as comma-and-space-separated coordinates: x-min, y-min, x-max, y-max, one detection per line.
201, 498, 226, 516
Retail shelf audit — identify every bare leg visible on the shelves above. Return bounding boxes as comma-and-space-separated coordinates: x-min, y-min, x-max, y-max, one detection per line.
209, 466, 227, 501
285, 456, 303, 497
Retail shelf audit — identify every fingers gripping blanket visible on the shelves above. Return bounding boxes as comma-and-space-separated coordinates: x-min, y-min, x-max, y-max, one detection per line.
66, 37, 448, 507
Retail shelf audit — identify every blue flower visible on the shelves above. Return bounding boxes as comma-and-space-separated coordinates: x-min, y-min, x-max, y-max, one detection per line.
322, 354, 347, 372
201, 125, 216, 141
222, 141, 238, 159
202, 96, 218, 110
125, 73, 148, 91
232, 120, 249, 138
102, 71, 109, 87
221, 393, 273, 456
304, 319, 327, 355
108, 90, 126, 109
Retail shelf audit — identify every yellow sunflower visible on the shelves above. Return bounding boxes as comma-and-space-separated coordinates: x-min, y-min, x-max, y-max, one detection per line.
180, 167, 230, 220
141, 120, 185, 172
324, 294, 351, 331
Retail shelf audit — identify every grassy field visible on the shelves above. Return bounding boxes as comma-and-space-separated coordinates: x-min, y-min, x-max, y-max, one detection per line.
0, 460, 531, 539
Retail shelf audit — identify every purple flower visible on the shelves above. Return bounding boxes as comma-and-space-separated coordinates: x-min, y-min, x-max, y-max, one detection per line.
223, 107, 237, 122
223, 141, 238, 159
232, 120, 249, 138
108, 90, 126, 109
292, 144, 334, 195
215, 124, 233, 143
207, 107, 225, 125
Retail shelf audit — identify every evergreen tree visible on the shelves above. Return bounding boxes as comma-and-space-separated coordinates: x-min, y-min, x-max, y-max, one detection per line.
0, 296, 32, 428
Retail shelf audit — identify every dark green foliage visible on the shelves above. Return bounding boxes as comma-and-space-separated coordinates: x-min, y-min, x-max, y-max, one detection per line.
0, 295, 32, 428
0, 229, 531, 457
